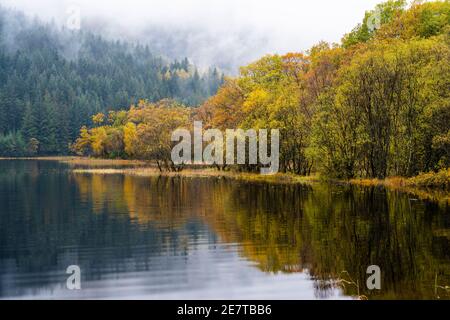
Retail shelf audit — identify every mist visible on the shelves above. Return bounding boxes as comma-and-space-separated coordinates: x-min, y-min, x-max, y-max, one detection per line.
0, 0, 382, 72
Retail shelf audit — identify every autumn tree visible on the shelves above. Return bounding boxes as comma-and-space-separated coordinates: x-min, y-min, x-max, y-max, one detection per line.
128, 100, 191, 171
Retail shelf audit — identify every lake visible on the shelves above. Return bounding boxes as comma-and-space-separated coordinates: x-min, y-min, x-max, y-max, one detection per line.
0, 160, 449, 299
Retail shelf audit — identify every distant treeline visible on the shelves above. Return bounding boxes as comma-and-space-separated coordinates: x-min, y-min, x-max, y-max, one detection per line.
73, 0, 450, 179
0, 7, 223, 156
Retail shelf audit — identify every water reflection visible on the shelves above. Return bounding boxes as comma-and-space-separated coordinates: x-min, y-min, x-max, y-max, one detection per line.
0, 160, 449, 299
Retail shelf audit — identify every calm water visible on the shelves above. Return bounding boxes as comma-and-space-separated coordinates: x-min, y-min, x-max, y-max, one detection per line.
0, 160, 449, 300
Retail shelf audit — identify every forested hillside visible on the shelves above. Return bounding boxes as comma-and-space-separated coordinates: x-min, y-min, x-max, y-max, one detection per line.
74, 0, 450, 180
0, 7, 223, 156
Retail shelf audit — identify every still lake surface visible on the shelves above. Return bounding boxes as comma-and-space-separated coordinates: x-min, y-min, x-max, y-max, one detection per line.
0, 160, 449, 299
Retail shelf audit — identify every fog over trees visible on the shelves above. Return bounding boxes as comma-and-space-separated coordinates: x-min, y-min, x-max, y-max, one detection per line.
0, 7, 223, 156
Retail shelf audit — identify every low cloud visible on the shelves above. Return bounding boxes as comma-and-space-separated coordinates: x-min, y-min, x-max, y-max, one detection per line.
0, 0, 381, 72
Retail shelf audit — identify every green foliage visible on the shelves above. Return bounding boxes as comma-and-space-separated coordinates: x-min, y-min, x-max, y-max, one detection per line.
342, 0, 407, 48
316, 38, 450, 178
406, 168, 450, 188
0, 132, 27, 156
195, 0, 450, 179
0, 7, 223, 156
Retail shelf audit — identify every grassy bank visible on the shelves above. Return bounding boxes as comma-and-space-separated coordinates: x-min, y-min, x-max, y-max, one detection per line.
0, 156, 150, 168
350, 168, 450, 190
2, 156, 449, 202
71, 165, 449, 204
349, 169, 450, 204
71, 167, 319, 185
56, 157, 449, 189
0, 157, 318, 184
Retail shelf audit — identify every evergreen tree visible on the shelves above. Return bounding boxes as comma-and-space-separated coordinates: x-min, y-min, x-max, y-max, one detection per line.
0, 6, 224, 156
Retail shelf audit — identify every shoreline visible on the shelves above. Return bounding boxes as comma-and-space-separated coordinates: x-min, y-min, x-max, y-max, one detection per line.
71, 167, 320, 185
70, 167, 450, 204
1, 156, 448, 203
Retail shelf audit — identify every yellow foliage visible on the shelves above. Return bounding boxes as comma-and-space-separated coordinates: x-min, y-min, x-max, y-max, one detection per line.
91, 127, 108, 157
123, 122, 137, 157
92, 113, 105, 126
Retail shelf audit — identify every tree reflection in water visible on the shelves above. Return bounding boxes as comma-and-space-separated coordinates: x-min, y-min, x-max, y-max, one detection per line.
0, 160, 448, 299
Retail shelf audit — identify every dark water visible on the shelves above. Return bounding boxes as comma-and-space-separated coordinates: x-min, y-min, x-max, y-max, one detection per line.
0, 160, 449, 300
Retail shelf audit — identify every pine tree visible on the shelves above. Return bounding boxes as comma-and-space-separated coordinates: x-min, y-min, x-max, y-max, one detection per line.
39, 93, 59, 154
22, 101, 39, 143
0, 6, 223, 156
